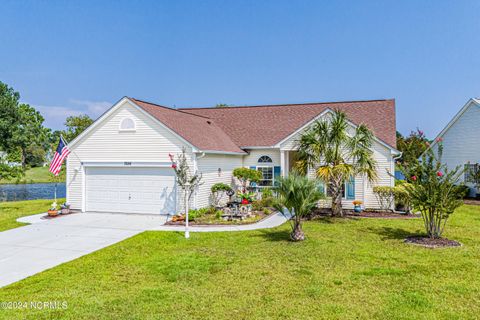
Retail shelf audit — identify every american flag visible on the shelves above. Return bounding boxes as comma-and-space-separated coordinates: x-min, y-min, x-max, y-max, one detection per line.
49, 136, 71, 176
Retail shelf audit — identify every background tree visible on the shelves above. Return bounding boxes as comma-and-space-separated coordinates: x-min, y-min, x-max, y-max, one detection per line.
10, 103, 49, 168
62, 114, 94, 142
0, 81, 20, 153
296, 110, 377, 217
214, 103, 232, 108
274, 174, 324, 241
396, 129, 430, 165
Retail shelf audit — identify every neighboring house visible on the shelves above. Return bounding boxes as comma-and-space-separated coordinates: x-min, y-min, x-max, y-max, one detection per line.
66, 97, 400, 215
430, 98, 480, 197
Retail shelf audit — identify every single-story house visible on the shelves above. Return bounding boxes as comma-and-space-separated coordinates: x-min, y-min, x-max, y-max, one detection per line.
430, 98, 480, 197
66, 97, 400, 215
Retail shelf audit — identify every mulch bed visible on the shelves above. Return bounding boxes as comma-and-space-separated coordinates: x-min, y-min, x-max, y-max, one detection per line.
405, 236, 462, 248
309, 208, 417, 219
464, 198, 480, 206
165, 211, 268, 226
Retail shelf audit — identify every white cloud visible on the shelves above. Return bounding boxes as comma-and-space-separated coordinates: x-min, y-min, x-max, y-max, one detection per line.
35, 105, 84, 130
70, 99, 112, 118
34, 99, 112, 130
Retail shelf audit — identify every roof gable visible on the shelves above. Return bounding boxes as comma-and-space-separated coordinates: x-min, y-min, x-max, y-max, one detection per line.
429, 98, 480, 150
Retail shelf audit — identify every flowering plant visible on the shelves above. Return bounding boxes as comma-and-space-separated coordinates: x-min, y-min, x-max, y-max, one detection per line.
352, 200, 362, 205
397, 142, 463, 238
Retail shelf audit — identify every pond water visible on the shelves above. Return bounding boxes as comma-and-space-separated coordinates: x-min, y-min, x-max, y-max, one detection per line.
0, 183, 66, 202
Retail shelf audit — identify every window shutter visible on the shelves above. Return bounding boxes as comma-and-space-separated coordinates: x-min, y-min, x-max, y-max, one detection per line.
273, 166, 281, 186
346, 176, 355, 199
318, 182, 325, 195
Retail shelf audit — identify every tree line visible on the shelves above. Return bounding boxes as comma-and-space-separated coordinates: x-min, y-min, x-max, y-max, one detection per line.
0, 81, 93, 180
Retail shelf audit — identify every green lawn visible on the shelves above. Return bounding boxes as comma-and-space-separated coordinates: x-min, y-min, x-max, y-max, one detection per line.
1, 205, 480, 319
0, 166, 64, 184
0, 198, 64, 232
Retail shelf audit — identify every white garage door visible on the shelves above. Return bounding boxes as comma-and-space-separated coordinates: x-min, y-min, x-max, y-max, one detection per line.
86, 167, 176, 214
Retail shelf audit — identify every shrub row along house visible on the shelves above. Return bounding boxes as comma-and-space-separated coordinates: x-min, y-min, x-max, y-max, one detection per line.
66, 97, 400, 215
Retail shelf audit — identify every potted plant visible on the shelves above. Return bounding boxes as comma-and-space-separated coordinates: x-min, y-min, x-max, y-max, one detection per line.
238, 191, 255, 204
352, 200, 363, 214
48, 201, 59, 217
60, 202, 71, 214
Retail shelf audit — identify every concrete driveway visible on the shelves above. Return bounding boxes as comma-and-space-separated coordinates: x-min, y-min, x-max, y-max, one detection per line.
0, 213, 168, 288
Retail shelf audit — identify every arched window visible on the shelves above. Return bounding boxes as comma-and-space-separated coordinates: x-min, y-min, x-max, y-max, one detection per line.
119, 118, 135, 131
258, 155, 273, 163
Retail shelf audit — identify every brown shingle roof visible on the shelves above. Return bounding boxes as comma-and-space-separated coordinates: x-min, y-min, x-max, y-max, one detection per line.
130, 98, 246, 154
180, 99, 397, 148
130, 98, 396, 153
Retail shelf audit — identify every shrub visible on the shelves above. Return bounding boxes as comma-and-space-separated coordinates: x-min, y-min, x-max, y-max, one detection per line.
397, 141, 463, 238
263, 208, 272, 215
393, 183, 412, 212
211, 183, 232, 207
261, 187, 273, 199
454, 184, 470, 199
373, 186, 395, 211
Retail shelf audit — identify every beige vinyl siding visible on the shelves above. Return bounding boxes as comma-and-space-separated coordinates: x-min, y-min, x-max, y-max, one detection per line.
67, 101, 192, 212
195, 154, 243, 208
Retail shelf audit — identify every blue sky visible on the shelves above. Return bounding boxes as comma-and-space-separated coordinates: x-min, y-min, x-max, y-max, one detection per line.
1, 0, 479, 137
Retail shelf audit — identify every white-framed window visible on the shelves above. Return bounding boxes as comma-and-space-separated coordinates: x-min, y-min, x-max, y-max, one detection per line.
258, 155, 273, 163
254, 155, 275, 187
256, 166, 274, 187
119, 118, 136, 131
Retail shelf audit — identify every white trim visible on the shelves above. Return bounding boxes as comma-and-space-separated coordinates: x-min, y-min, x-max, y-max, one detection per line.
428, 98, 480, 150
199, 150, 246, 155
66, 157, 70, 202
81, 165, 86, 212
81, 161, 172, 167
241, 146, 278, 149
274, 108, 401, 155
255, 165, 274, 187
280, 151, 286, 177
68, 97, 198, 152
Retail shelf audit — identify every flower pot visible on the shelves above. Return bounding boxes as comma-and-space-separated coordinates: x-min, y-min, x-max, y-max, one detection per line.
47, 210, 58, 217
61, 208, 70, 214
241, 198, 249, 205
354, 205, 362, 213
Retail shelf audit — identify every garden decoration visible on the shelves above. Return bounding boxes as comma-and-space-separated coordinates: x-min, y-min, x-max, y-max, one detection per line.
353, 200, 363, 213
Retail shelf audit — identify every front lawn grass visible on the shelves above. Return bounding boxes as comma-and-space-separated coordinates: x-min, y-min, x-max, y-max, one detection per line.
0, 198, 65, 231
0, 166, 64, 184
1, 205, 480, 319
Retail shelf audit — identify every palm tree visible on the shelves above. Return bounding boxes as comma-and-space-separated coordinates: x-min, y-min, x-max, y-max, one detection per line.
295, 110, 377, 217
274, 174, 324, 241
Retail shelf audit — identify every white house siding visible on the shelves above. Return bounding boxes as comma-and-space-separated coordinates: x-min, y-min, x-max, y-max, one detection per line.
195, 154, 243, 208
242, 149, 281, 167
432, 101, 480, 197
66, 101, 193, 212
